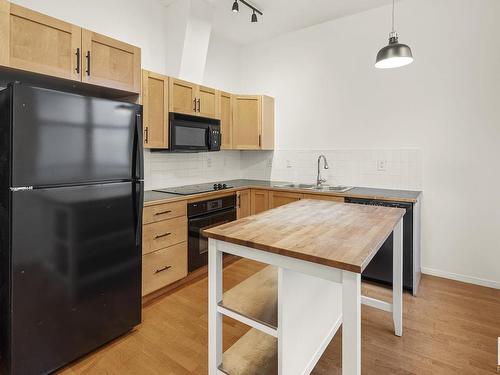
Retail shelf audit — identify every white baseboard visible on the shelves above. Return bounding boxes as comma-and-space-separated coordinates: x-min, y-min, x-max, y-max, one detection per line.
421, 267, 500, 290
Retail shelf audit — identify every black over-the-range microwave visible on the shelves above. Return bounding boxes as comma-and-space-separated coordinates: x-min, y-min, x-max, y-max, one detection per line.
168, 112, 221, 152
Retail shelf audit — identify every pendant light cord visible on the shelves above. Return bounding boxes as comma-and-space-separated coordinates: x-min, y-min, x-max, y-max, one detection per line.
392, 0, 395, 33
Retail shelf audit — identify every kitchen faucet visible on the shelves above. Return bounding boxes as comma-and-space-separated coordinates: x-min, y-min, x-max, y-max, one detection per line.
316, 155, 330, 187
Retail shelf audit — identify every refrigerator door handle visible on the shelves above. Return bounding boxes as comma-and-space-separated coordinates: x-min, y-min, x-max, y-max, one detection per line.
133, 113, 144, 180
134, 182, 144, 248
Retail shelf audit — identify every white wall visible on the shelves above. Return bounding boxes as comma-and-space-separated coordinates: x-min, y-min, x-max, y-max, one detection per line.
238, 0, 500, 287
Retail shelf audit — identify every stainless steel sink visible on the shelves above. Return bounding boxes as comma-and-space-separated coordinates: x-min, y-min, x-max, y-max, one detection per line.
274, 183, 316, 189
273, 183, 353, 193
313, 185, 354, 193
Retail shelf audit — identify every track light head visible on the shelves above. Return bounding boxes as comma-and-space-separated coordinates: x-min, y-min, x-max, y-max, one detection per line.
251, 10, 258, 22
232, 0, 239, 13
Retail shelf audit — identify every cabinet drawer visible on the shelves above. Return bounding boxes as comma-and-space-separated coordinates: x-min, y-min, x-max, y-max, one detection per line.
142, 242, 187, 296
143, 200, 186, 224
142, 216, 187, 255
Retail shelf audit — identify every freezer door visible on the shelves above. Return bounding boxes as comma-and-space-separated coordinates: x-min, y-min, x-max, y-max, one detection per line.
9, 182, 142, 375
11, 84, 142, 187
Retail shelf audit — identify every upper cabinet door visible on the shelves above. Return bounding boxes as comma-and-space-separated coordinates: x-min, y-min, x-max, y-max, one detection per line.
169, 78, 197, 115
142, 70, 169, 149
220, 91, 232, 149
233, 95, 262, 150
197, 85, 219, 119
81, 30, 141, 93
0, 2, 81, 81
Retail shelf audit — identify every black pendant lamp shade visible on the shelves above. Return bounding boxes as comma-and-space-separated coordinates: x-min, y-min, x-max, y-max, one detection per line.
375, 0, 414, 69
251, 10, 258, 23
232, 0, 239, 13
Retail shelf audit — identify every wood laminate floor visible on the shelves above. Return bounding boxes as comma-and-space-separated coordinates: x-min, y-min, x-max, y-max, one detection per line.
59, 259, 500, 375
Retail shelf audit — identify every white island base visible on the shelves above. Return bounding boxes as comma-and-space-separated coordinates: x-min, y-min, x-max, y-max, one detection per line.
208, 218, 403, 375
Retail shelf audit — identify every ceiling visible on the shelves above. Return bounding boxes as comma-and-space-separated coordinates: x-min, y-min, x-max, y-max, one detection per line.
160, 0, 396, 45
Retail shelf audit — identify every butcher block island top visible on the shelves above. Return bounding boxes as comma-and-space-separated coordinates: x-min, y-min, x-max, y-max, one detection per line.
204, 199, 405, 273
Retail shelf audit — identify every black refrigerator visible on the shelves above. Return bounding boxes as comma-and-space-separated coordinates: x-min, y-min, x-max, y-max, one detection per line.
0, 83, 143, 375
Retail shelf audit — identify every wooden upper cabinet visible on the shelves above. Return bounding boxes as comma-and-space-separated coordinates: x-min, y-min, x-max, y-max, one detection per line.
169, 78, 197, 115
0, 2, 81, 81
81, 30, 141, 93
142, 70, 169, 149
233, 95, 261, 149
233, 95, 274, 150
198, 85, 219, 119
269, 191, 302, 209
220, 91, 233, 149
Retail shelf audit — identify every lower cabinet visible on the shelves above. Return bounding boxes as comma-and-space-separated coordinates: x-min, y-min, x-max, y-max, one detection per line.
142, 200, 188, 296
250, 189, 269, 215
142, 242, 187, 296
237, 189, 251, 219
269, 191, 303, 209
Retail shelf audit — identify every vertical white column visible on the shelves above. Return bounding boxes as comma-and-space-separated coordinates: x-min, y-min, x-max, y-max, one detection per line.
393, 218, 403, 337
342, 270, 361, 375
208, 239, 223, 374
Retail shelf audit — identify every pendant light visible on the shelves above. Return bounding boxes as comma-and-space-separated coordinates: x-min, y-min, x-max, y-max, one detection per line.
375, 0, 413, 69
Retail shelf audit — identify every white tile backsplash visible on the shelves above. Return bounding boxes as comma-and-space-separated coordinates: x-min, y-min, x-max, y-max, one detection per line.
144, 150, 242, 190
144, 149, 422, 191
240, 149, 423, 190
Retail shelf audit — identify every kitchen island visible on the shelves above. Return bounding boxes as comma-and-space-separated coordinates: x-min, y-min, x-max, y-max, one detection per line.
204, 199, 405, 375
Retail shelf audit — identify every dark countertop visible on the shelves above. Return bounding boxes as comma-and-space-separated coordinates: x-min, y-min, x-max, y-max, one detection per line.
144, 179, 421, 205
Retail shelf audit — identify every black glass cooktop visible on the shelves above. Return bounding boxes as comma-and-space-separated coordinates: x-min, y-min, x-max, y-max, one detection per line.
154, 182, 233, 196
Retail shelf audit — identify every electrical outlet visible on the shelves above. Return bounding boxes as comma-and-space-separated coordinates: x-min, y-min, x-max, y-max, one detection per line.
267, 158, 273, 168
206, 157, 212, 168
377, 160, 387, 171
286, 160, 293, 168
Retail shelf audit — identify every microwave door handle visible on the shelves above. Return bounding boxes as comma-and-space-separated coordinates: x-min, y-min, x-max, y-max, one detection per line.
206, 128, 211, 150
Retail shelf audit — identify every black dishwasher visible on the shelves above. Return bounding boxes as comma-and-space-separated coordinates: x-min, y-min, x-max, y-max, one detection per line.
345, 197, 414, 292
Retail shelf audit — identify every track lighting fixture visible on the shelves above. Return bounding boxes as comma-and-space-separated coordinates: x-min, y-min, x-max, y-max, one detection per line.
232, 0, 239, 13
230, 0, 263, 23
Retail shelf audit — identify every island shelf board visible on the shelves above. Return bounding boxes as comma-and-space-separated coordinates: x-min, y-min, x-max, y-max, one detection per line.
218, 328, 277, 375
220, 265, 278, 330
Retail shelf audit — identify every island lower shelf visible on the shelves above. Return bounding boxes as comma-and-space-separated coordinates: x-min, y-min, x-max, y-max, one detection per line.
219, 328, 277, 375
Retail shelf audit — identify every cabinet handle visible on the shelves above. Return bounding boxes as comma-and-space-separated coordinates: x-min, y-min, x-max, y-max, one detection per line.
155, 232, 171, 239
237, 194, 241, 208
259, 134, 262, 147
75, 48, 80, 74
154, 210, 171, 216
197, 98, 201, 112
144, 126, 149, 143
155, 265, 172, 274
85, 51, 91, 76
193, 98, 197, 111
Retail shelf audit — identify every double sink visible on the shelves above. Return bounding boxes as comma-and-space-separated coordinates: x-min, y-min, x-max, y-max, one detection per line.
273, 183, 353, 193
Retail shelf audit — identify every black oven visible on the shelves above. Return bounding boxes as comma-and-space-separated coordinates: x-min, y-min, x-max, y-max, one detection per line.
169, 112, 221, 152
187, 195, 236, 272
